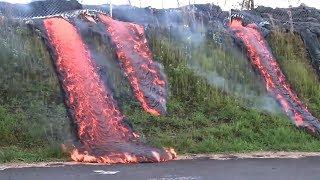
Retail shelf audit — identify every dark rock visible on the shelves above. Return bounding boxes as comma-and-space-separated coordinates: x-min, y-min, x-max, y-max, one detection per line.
0, 0, 82, 18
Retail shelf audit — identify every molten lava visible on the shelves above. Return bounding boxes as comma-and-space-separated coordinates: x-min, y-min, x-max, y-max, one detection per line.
43, 17, 175, 163
98, 14, 167, 116
230, 19, 320, 134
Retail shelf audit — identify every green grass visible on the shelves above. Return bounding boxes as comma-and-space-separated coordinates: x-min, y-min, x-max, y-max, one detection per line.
0, 146, 67, 163
127, 108, 320, 153
1, 21, 320, 163
0, 21, 70, 163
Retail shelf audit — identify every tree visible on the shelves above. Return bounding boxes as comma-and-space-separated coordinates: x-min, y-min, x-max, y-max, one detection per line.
241, 0, 254, 10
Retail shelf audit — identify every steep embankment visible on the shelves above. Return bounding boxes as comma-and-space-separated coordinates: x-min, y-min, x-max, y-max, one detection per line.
0, 18, 318, 163
230, 19, 320, 133
0, 20, 69, 162
122, 24, 320, 155
1, 1, 320, 163
268, 31, 320, 120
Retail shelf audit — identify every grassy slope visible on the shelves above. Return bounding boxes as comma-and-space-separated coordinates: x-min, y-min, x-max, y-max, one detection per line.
0, 22, 320, 163
0, 21, 70, 163
268, 31, 320, 118
123, 29, 320, 154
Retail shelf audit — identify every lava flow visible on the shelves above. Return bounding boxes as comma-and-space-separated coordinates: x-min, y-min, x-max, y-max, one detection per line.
230, 18, 320, 134
98, 14, 167, 116
43, 17, 175, 163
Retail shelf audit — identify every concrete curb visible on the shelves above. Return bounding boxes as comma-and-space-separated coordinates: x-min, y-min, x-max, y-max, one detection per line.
1, 151, 320, 170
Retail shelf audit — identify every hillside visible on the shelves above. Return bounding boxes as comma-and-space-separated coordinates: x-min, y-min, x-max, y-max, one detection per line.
0, 1, 320, 163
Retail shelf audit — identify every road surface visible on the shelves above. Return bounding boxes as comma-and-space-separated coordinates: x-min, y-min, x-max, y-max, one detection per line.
1, 158, 320, 180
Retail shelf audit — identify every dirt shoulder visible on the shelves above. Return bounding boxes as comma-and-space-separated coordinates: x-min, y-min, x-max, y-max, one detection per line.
179, 151, 320, 160
1, 151, 320, 170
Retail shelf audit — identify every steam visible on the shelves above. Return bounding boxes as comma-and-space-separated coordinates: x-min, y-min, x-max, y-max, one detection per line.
102, 4, 281, 113
191, 66, 280, 112
160, 6, 281, 113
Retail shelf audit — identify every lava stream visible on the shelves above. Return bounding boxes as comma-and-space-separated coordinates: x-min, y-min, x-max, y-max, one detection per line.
98, 14, 167, 116
230, 19, 320, 134
43, 17, 175, 163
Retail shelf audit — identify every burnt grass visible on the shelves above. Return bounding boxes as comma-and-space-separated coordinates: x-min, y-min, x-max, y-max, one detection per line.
1, 21, 320, 163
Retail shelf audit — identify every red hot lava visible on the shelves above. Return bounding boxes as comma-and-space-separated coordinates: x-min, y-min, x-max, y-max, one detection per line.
230, 19, 320, 134
43, 17, 175, 163
98, 14, 167, 116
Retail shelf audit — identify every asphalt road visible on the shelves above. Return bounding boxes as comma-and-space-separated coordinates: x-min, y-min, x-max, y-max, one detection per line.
1, 158, 320, 180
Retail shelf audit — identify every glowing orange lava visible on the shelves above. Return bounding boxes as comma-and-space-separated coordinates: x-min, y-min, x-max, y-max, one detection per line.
230, 19, 320, 133
43, 17, 175, 163
98, 14, 167, 116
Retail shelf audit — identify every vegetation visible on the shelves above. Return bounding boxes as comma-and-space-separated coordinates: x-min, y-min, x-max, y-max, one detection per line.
120, 28, 320, 154
0, 21, 70, 163
268, 31, 320, 118
0, 21, 320, 163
